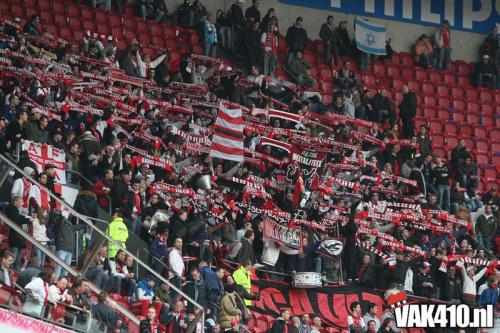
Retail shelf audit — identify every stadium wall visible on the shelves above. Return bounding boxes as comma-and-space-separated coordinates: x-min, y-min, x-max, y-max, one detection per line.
179, 0, 495, 63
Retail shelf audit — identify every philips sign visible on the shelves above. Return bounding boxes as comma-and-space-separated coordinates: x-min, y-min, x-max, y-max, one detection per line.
278, 0, 500, 35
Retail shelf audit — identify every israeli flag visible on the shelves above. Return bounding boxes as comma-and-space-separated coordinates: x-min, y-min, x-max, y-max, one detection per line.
355, 17, 387, 55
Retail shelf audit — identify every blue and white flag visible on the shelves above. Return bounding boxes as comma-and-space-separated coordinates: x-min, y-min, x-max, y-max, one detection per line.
355, 17, 387, 55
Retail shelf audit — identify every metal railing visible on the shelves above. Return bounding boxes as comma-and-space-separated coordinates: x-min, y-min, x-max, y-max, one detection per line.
0, 153, 205, 330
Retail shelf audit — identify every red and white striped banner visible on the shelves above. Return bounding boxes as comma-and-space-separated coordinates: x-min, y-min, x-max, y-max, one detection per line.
210, 102, 244, 162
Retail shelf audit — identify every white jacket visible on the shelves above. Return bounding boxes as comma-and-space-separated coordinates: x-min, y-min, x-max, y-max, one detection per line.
109, 260, 129, 278
32, 218, 50, 244
262, 240, 280, 266
168, 248, 184, 278
461, 266, 487, 296
48, 284, 69, 304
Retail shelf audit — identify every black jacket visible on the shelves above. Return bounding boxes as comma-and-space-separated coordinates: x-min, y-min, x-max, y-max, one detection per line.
168, 214, 187, 246
443, 275, 462, 301
230, 4, 245, 29
140, 319, 161, 333
286, 25, 308, 52
110, 178, 130, 213
183, 279, 208, 313
399, 92, 417, 119
319, 23, 336, 44
413, 272, 434, 298
235, 238, 255, 264
73, 191, 98, 219
54, 215, 84, 252
245, 5, 260, 23
5, 203, 29, 248
92, 301, 117, 330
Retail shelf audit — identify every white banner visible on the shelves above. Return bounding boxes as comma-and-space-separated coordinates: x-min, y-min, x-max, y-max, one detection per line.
22, 141, 66, 184
355, 17, 387, 55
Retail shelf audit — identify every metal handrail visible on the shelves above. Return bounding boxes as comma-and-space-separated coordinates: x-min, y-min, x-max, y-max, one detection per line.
0, 210, 138, 327
0, 153, 204, 315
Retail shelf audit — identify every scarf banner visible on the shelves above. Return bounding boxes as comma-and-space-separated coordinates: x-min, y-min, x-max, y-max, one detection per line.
22, 140, 66, 184
288, 148, 327, 191
263, 219, 302, 250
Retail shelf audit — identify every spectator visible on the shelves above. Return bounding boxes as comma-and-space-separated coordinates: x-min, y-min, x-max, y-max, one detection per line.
414, 34, 435, 68
472, 54, 498, 89
432, 157, 450, 212
457, 156, 478, 189
442, 266, 462, 304
23, 15, 41, 37
134, 276, 162, 318
6, 196, 31, 270
412, 263, 434, 298
5, 110, 28, 154
271, 309, 291, 333
153, 281, 171, 308
347, 302, 366, 332
244, 20, 261, 69
48, 276, 71, 304
477, 275, 499, 308
53, 211, 83, 279
230, 0, 246, 54
32, 208, 51, 267
177, 0, 194, 27
245, 0, 261, 23
67, 279, 91, 328
336, 61, 360, 91
451, 140, 469, 172
17, 257, 41, 288
183, 267, 208, 314
139, 0, 166, 22
435, 20, 452, 70
86, 246, 111, 290
73, 187, 98, 220
371, 88, 394, 126
475, 205, 497, 253
2, 94, 19, 123
378, 318, 396, 333
109, 250, 137, 297
168, 209, 188, 246
320, 16, 342, 68
286, 17, 308, 64
289, 52, 315, 88
460, 262, 487, 307
161, 300, 188, 333
91, 0, 111, 11
169, 238, 185, 303
107, 209, 129, 259
150, 224, 169, 273
260, 23, 279, 77
416, 126, 432, 158
217, 283, 242, 330
140, 305, 161, 333
23, 268, 55, 317
202, 14, 218, 58
232, 259, 253, 305
335, 21, 351, 57
363, 303, 380, 331
482, 26, 499, 67
93, 292, 119, 332
398, 85, 417, 139
93, 169, 114, 210
24, 107, 41, 141
65, 142, 80, 184
0, 251, 15, 287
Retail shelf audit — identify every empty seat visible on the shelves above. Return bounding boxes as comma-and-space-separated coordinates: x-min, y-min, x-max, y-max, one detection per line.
489, 128, 500, 142
438, 97, 451, 109
450, 86, 464, 98
481, 103, 494, 115
423, 107, 436, 118
484, 167, 497, 179
401, 67, 414, 79
452, 112, 466, 123
445, 136, 458, 148
436, 84, 449, 97
465, 88, 478, 100
423, 95, 436, 107
421, 82, 435, 94
466, 114, 480, 125
429, 120, 443, 132
392, 78, 404, 91
452, 99, 465, 112
386, 65, 400, 78
479, 90, 492, 103
415, 69, 428, 81
431, 135, 444, 147
475, 140, 489, 153
362, 73, 376, 85
373, 62, 385, 76
475, 153, 489, 165
437, 109, 449, 120
481, 115, 494, 127
443, 73, 455, 84
466, 101, 480, 113
408, 80, 420, 92
429, 71, 443, 83
444, 122, 458, 135
95, 11, 108, 24
80, 6, 94, 19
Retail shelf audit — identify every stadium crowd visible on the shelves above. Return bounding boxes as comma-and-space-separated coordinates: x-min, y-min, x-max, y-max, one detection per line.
0, 1, 499, 333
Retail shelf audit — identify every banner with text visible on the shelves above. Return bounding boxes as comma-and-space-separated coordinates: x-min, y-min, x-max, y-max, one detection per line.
263, 219, 302, 250
279, 0, 499, 35
22, 140, 67, 184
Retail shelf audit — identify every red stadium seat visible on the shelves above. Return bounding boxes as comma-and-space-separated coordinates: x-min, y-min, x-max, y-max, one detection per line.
95, 11, 108, 24
67, 18, 81, 30
386, 65, 400, 78
438, 97, 451, 109
44, 24, 57, 35
452, 112, 466, 122
421, 82, 435, 94
408, 80, 420, 92
423, 107, 436, 118
466, 101, 480, 113
320, 68, 333, 80
479, 89, 492, 103
10, 4, 24, 17
423, 95, 436, 107
466, 114, 480, 125
123, 18, 136, 31
450, 86, 464, 99
443, 73, 455, 84
415, 117, 427, 129
80, 6, 94, 19
401, 54, 413, 66
392, 78, 404, 91
444, 122, 458, 136
429, 120, 443, 133
40, 11, 54, 25
323, 95, 333, 104
436, 84, 449, 97
431, 134, 444, 147
445, 136, 458, 149
401, 67, 414, 79
491, 142, 500, 153
465, 88, 478, 100
481, 103, 494, 115
59, 27, 72, 40
21, 0, 36, 7
481, 115, 494, 127
362, 73, 376, 86
66, 3, 80, 17
437, 109, 449, 120
373, 62, 385, 76
24, 7, 38, 19
52, 1, 65, 15
97, 24, 111, 36
489, 128, 500, 142
456, 61, 472, 76
108, 14, 122, 27
82, 20, 95, 32
38, 0, 50, 10
137, 21, 149, 34
484, 166, 497, 179
475, 140, 489, 153
475, 153, 489, 165
434, 147, 447, 160
452, 99, 465, 112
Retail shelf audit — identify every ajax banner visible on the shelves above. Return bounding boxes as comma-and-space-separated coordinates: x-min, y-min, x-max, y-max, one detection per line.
278, 0, 499, 35
22, 140, 67, 184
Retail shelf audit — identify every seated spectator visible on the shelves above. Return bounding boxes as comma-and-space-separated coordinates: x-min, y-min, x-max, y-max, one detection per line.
134, 276, 162, 318
23, 268, 55, 317
378, 317, 396, 333
23, 15, 41, 37
109, 250, 137, 297
153, 281, 171, 308
86, 246, 111, 290
347, 302, 366, 332
414, 34, 435, 68
0, 251, 15, 287
17, 257, 41, 288
472, 54, 498, 89
363, 303, 380, 331
289, 52, 315, 88
140, 305, 161, 333
477, 275, 499, 308
93, 292, 119, 332
336, 61, 360, 91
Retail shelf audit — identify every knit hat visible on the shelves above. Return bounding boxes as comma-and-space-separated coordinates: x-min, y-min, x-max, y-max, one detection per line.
23, 166, 34, 176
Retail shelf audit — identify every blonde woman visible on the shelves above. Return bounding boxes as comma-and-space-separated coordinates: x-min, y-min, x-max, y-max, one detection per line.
32, 208, 51, 267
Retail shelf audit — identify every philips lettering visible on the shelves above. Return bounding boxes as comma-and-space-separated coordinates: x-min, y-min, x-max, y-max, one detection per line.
279, 0, 500, 34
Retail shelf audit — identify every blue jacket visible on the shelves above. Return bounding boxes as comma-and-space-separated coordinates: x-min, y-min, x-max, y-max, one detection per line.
478, 287, 499, 308
199, 266, 222, 293
150, 237, 169, 260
